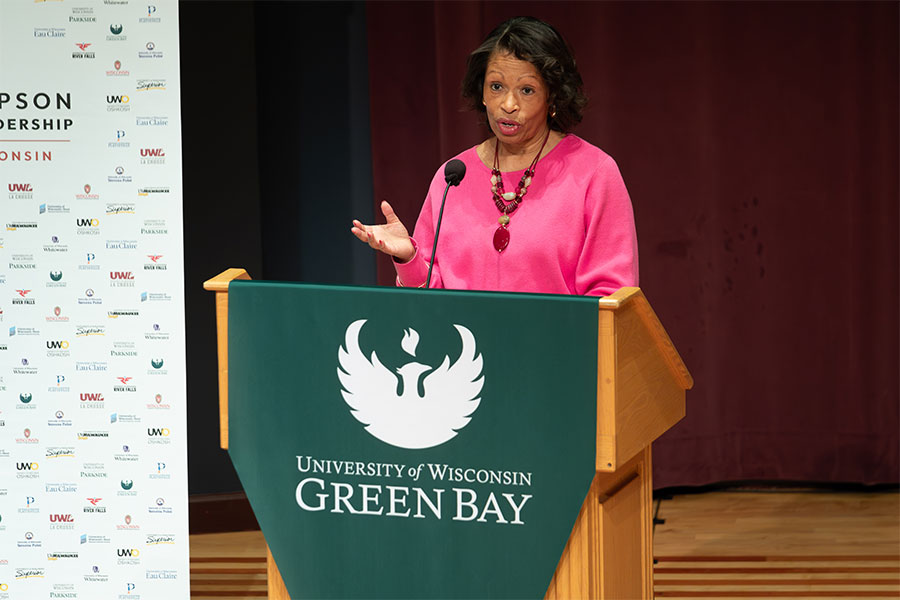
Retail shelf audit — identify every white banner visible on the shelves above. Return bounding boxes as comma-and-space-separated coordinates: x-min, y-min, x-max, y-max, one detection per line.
0, 1, 188, 598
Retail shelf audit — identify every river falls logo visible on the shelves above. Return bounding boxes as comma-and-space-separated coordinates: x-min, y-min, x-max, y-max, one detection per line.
337, 320, 483, 449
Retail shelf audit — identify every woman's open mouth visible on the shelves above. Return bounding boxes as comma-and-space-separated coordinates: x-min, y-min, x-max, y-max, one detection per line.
497, 119, 521, 135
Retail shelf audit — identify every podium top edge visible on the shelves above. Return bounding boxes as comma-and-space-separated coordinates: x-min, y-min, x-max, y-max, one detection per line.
223, 279, 607, 304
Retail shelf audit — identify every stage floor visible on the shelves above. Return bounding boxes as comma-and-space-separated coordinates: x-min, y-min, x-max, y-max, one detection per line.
189, 490, 900, 599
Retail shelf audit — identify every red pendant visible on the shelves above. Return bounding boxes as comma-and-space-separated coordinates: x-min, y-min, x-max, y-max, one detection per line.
493, 225, 510, 253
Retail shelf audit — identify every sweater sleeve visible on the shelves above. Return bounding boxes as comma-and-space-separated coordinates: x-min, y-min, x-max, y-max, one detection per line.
575, 155, 639, 296
393, 174, 444, 289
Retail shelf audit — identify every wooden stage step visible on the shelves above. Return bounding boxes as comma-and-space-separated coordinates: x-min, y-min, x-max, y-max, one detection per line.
188, 491, 900, 598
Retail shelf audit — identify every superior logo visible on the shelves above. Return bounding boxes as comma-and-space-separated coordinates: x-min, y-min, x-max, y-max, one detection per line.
337, 320, 483, 449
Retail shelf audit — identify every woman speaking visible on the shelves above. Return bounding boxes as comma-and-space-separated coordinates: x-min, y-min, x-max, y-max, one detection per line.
352, 16, 638, 296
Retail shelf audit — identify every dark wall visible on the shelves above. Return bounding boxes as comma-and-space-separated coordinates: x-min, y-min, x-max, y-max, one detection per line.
366, 1, 899, 487
180, 1, 375, 495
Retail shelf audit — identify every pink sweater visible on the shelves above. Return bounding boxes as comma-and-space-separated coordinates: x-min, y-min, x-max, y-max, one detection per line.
394, 135, 638, 296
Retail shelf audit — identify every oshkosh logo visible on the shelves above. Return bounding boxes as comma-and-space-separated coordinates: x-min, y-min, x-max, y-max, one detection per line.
337, 320, 483, 449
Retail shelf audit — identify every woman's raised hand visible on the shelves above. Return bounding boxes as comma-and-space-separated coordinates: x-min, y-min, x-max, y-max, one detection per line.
351, 201, 416, 263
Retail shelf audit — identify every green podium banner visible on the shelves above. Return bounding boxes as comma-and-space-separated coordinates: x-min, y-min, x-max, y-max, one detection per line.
227, 282, 599, 598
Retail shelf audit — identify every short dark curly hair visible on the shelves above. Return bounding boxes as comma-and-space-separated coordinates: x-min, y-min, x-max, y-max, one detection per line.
461, 16, 587, 133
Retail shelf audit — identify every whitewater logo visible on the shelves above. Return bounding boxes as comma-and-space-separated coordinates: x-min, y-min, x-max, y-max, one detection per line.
338, 320, 483, 449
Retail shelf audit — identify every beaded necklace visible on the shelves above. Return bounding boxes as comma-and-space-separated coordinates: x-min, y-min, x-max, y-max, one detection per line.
490, 129, 551, 253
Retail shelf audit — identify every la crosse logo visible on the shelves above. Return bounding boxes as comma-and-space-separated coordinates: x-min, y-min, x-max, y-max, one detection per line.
337, 320, 483, 449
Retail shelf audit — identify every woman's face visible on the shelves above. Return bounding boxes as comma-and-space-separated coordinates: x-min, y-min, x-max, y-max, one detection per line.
482, 51, 551, 151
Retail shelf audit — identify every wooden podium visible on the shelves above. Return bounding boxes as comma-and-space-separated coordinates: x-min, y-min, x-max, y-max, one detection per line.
204, 268, 692, 599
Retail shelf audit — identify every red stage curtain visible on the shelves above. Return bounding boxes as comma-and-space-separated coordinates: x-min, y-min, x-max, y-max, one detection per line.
366, 1, 899, 488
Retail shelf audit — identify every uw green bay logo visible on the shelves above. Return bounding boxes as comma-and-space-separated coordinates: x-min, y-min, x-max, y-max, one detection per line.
49, 270, 63, 282
120, 479, 133, 490
338, 319, 483, 450
20, 393, 32, 404
150, 358, 163, 369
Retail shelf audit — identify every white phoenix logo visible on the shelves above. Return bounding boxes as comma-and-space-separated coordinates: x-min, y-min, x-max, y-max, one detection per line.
337, 319, 484, 449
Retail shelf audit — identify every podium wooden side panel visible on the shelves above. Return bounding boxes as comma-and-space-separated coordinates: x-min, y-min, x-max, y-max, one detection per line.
204, 269, 289, 600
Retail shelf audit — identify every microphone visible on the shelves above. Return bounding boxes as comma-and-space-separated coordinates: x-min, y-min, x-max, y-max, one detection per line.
426, 159, 466, 288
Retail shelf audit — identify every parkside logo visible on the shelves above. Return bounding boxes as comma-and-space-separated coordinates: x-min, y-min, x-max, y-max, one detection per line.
337, 320, 483, 449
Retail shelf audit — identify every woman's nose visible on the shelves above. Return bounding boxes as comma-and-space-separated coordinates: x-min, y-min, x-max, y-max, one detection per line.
501, 92, 518, 113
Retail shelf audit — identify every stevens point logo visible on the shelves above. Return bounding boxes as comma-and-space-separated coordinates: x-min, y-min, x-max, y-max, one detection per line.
337, 320, 483, 450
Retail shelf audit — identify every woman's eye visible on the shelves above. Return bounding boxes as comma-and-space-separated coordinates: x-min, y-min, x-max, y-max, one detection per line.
522, 87, 534, 95
490, 83, 503, 92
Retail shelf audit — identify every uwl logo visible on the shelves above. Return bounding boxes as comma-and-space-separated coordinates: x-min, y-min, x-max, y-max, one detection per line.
139, 148, 165, 157
9, 184, 32, 192
337, 320, 483, 449
110, 271, 134, 279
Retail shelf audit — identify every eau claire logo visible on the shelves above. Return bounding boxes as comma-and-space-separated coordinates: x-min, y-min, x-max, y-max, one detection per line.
337, 320, 483, 449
